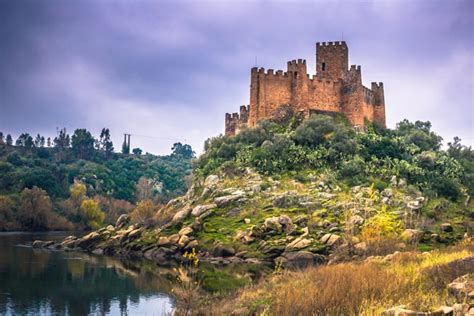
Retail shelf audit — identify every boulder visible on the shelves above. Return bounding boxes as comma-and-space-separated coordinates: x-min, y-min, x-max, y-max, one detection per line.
406, 200, 422, 211
279, 251, 325, 269
448, 274, 474, 302
32, 240, 54, 248
316, 192, 336, 200
263, 215, 294, 233
179, 226, 193, 236
214, 193, 244, 207
76, 232, 103, 250
401, 229, 424, 243
320, 233, 342, 248
354, 242, 367, 252
382, 305, 418, 315
157, 236, 171, 246
212, 244, 236, 257
168, 234, 181, 245
127, 228, 143, 240
348, 215, 364, 227
115, 214, 130, 229
172, 207, 192, 223
184, 240, 199, 250
178, 235, 190, 248
191, 204, 217, 217
244, 218, 251, 224
273, 192, 302, 208
204, 174, 219, 188
286, 237, 312, 251
440, 223, 453, 232
60, 236, 78, 249
263, 217, 282, 233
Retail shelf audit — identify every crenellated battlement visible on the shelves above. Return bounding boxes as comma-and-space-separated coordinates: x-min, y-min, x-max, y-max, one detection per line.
316, 41, 347, 47
226, 40, 386, 135
225, 105, 250, 135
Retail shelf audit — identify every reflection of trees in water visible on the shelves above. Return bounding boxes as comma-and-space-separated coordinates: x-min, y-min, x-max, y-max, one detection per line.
1, 242, 174, 315
1, 233, 270, 315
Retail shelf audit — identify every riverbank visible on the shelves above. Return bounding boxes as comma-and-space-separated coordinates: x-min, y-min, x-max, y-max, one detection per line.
187, 241, 474, 315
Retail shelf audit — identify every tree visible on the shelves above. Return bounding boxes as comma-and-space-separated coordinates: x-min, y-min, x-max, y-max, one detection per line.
171, 142, 195, 158
98, 128, 114, 158
132, 148, 142, 156
46, 137, 51, 147
0, 132, 4, 145
18, 186, 53, 230
0, 196, 16, 230
71, 129, 95, 159
54, 128, 70, 149
70, 181, 87, 206
15, 133, 34, 148
130, 200, 156, 223
79, 199, 105, 230
6, 134, 13, 146
136, 176, 154, 201
34, 134, 45, 147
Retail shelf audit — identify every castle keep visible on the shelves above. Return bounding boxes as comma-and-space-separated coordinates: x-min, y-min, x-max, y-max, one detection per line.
225, 41, 386, 135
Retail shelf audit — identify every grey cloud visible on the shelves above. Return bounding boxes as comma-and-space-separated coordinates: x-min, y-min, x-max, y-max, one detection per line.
1, 0, 472, 154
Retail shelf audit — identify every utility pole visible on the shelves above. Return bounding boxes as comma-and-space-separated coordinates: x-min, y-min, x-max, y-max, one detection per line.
123, 133, 131, 154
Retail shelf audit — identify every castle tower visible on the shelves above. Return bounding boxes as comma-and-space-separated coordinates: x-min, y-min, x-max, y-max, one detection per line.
316, 41, 348, 80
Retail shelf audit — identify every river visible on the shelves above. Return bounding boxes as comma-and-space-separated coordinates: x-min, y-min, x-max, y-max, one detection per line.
0, 232, 174, 315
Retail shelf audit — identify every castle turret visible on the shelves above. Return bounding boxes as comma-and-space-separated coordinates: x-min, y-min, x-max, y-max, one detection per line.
316, 41, 348, 80
371, 82, 386, 128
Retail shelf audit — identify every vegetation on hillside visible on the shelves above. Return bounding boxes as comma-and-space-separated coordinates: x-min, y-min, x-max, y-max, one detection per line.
196, 113, 473, 201
0, 128, 193, 231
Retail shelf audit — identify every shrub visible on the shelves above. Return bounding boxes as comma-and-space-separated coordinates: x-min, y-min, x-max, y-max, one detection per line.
79, 199, 105, 230
130, 200, 157, 224
361, 205, 402, 241
294, 115, 335, 148
432, 177, 461, 201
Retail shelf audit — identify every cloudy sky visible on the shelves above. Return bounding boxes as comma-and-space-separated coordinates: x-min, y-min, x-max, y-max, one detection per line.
1, 0, 473, 155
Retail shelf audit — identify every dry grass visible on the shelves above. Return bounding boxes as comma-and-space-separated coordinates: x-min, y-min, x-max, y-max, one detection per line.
204, 241, 473, 315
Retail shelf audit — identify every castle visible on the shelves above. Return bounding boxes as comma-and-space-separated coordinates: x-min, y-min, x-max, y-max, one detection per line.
225, 41, 386, 136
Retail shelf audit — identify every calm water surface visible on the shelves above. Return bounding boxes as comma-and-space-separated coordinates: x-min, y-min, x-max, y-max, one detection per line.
0, 232, 174, 316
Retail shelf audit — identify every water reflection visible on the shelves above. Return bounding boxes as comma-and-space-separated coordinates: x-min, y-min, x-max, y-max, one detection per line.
0, 232, 174, 315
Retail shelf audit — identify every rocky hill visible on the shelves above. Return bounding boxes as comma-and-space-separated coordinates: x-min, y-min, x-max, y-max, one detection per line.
34, 114, 474, 268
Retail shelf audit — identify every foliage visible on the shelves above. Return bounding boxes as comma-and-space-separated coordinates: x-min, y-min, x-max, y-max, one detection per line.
207, 245, 473, 315
196, 114, 471, 201
130, 199, 157, 224
361, 205, 403, 241
79, 199, 105, 230
71, 129, 95, 159
54, 128, 70, 149
16, 186, 72, 230
172, 142, 195, 158
0, 128, 193, 231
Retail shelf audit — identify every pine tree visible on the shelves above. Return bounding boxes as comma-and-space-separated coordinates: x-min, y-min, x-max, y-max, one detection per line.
6, 134, 12, 146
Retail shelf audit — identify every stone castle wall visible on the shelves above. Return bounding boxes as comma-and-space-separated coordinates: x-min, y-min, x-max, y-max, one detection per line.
225, 41, 386, 135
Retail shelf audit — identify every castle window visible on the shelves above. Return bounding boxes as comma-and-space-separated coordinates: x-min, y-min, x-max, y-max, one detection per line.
294, 71, 297, 78
322, 62, 326, 71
